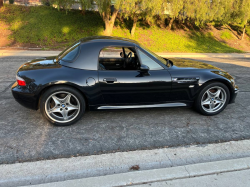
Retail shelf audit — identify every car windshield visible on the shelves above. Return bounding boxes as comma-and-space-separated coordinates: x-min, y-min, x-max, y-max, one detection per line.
139, 45, 169, 67
57, 41, 80, 62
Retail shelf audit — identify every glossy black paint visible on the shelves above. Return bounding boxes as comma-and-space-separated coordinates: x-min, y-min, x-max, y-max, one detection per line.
98, 70, 172, 104
12, 36, 238, 111
167, 58, 238, 103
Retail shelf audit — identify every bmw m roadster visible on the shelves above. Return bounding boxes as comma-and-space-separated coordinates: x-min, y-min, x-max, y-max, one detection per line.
12, 36, 239, 126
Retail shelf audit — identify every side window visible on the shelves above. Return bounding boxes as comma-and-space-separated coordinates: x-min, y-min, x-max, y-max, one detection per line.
124, 48, 135, 57
137, 49, 163, 70
99, 47, 139, 71
99, 47, 123, 58
59, 42, 80, 62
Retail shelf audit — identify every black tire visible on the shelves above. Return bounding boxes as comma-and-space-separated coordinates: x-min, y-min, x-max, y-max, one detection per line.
195, 82, 230, 116
40, 85, 85, 126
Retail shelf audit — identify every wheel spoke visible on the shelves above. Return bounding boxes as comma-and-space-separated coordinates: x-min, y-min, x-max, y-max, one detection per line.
51, 96, 61, 106
209, 102, 215, 110
61, 109, 69, 120
207, 90, 214, 98
49, 106, 61, 113
202, 97, 210, 105
67, 104, 79, 111
214, 89, 221, 98
63, 94, 71, 104
215, 98, 224, 104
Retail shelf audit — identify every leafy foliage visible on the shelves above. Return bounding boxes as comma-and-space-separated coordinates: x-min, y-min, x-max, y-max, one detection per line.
119, 0, 163, 36
0, 4, 245, 52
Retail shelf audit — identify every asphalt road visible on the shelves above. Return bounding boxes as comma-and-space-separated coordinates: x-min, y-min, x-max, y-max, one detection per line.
0, 56, 249, 164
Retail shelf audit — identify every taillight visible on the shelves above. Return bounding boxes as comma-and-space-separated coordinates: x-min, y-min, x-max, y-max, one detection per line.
16, 75, 26, 86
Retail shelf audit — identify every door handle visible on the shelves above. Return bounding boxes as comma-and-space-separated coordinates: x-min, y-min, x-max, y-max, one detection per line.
103, 78, 117, 83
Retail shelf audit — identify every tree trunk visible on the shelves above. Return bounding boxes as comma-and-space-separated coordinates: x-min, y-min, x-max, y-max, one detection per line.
0, 0, 3, 8
81, 9, 85, 15
167, 17, 174, 30
80, 2, 85, 15
131, 17, 137, 37
103, 8, 118, 36
104, 21, 114, 36
241, 24, 246, 40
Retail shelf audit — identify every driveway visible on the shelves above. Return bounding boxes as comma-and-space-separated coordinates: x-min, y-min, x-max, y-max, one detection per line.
0, 56, 249, 164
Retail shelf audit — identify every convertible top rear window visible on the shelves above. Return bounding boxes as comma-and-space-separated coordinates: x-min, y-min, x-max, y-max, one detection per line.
58, 42, 80, 62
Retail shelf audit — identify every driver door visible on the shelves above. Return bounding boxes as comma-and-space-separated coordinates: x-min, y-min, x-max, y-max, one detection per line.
98, 46, 172, 105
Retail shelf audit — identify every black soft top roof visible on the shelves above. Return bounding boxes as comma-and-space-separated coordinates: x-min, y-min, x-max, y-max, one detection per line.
60, 36, 167, 71
79, 36, 140, 45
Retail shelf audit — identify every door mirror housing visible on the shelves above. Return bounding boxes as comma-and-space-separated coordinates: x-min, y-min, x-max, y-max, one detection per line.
140, 64, 149, 72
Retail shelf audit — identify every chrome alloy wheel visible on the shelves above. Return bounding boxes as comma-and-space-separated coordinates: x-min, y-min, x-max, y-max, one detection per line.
201, 86, 227, 113
45, 91, 80, 123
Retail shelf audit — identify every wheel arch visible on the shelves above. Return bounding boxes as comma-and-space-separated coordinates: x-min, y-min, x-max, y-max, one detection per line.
37, 83, 89, 110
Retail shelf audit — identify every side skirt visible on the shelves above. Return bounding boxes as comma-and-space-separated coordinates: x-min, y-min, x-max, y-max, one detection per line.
97, 103, 187, 110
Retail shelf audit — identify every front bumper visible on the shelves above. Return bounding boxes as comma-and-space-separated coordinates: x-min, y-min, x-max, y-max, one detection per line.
229, 85, 239, 104
11, 82, 38, 110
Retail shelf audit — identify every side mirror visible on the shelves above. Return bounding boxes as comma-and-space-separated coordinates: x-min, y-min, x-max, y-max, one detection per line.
140, 64, 149, 72
120, 52, 124, 58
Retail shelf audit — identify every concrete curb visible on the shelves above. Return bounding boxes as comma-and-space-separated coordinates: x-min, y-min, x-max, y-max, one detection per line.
1, 140, 250, 187
24, 157, 250, 187
1, 50, 250, 58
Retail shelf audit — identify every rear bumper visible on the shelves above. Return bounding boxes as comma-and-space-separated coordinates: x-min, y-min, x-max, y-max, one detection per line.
11, 82, 38, 110
229, 85, 239, 104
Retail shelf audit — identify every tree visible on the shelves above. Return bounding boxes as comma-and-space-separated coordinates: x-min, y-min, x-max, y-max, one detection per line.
79, 0, 92, 14
95, 0, 123, 36
238, 0, 250, 40
164, 0, 236, 28
180, 0, 235, 26
119, 0, 163, 36
51, 0, 75, 13
0, 0, 3, 8
165, 0, 184, 29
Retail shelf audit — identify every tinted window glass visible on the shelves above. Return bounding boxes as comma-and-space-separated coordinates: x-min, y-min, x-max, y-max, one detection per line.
58, 42, 80, 62
124, 48, 135, 57
99, 47, 123, 58
139, 45, 169, 67
137, 49, 163, 70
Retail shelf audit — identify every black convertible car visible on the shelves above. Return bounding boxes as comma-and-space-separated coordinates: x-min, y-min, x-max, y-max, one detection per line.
12, 36, 239, 126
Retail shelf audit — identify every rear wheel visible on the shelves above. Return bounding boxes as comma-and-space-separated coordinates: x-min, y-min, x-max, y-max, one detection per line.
195, 82, 230, 115
40, 86, 85, 126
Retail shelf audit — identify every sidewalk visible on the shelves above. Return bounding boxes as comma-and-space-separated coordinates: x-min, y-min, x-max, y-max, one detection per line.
1, 140, 250, 187
25, 157, 250, 187
1, 50, 250, 58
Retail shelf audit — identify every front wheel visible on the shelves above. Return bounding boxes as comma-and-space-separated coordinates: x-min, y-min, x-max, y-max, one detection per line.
195, 82, 230, 116
40, 86, 85, 126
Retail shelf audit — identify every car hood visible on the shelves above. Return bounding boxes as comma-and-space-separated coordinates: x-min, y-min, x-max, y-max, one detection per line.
18, 56, 61, 72
168, 58, 222, 71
